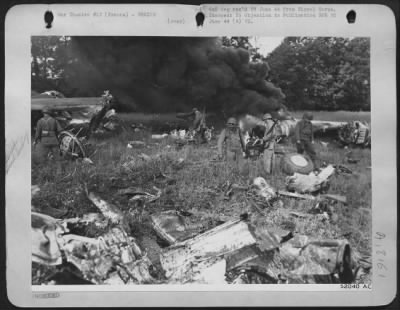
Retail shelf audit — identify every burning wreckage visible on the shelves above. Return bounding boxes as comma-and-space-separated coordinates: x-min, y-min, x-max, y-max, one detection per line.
32, 90, 121, 159
32, 163, 370, 285
240, 113, 371, 158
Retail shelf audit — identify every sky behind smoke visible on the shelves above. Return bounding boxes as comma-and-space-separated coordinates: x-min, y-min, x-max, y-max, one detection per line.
249, 37, 284, 56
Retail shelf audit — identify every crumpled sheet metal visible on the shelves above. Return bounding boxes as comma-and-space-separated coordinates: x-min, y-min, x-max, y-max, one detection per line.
32, 211, 153, 284
279, 235, 353, 283
151, 211, 186, 245
160, 218, 355, 284
151, 210, 205, 245
160, 220, 257, 281
32, 212, 68, 266
248, 178, 281, 209
286, 165, 335, 194
86, 189, 125, 225
252, 177, 277, 201
159, 219, 282, 282
62, 227, 152, 284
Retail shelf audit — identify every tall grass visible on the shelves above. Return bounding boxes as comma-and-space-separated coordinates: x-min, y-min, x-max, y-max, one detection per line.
32, 112, 372, 284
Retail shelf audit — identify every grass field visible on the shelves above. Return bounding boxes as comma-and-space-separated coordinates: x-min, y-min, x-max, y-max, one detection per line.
31, 111, 372, 284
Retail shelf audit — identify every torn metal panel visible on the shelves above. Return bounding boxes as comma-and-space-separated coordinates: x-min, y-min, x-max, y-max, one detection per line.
59, 131, 87, 158
86, 189, 125, 224
151, 211, 186, 245
62, 213, 107, 228
160, 220, 257, 279
252, 177, 277, 201
166, 257, 227, 284
190, 258, 227, 284
128, 140, 146, 147
31, 212, 68, 266
248, 220, 281, 252
126, 186, 162, 204
225, 245, 261, 271
151, 210, 205, 245
321, 194, 347, 204
279, 235, 353, 283
62, 227, 149, 284
159, 219, 283, 283
286, 165, 335, 194
278, 190, 316, 200
104, 256, 155, 284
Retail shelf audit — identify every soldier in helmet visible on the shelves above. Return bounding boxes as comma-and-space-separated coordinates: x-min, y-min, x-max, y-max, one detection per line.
180, 107, 207, 143
34, 107, 63, 163
261, 113, 278, 174
217, 117, 245, 165
191, 108, 203, 131
294, 111, 317, 167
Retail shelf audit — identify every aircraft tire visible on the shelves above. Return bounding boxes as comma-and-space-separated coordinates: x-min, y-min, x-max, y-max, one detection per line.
281, 152, 314, 175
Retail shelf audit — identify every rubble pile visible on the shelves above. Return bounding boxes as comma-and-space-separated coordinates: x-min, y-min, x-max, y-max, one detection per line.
32, 205, 361, 285
32, 171, 368, 285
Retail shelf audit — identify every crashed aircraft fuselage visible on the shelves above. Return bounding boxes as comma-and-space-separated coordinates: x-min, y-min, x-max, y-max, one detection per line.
239, 114, 371, 147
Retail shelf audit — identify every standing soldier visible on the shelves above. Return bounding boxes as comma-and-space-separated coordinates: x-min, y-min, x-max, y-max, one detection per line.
261, 113, 278, 174
178, 107, 207, 143
294, 111, 317, 167
191, 108, 203, 131
217, 117, 245, 168
34, 107, 63, 165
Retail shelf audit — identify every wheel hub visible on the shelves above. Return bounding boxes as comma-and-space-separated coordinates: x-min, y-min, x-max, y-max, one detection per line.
291, 154, 308, 167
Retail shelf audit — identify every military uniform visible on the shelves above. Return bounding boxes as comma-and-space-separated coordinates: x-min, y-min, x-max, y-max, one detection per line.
261, 114, 278, 174
34, 111, 62, 162
217, 118, 245, 170
294, 112, 317, 166
192, 109, 203, 130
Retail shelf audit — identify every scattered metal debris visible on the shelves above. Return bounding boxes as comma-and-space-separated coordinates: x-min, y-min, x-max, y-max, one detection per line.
286, 165, 335, 194
32, 206, 359, 285
338, 121, 370, 147
279, 235, 353, 283
278, 190, 346, 205
63, 213, 108, 228
62, 227, 152, 284
127, 140, 146, 147
85, 186, 125, 225
252, 177, 277, 201
32, 212, 68, 266
151, 133, 168, 139
120, 186, 162, 204
32, 185, 40, 198
334, 164, 353, 175
151, 210, 205, 245
82, 157, 94, 165
159, 217, 354, 284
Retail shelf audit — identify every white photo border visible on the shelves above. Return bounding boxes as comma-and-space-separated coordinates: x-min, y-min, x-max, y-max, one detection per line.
5, 3, 397, 307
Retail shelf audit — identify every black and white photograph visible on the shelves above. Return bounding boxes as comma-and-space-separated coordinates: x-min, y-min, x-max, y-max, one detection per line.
4, 3, 396, 307
30, 35, 372, 286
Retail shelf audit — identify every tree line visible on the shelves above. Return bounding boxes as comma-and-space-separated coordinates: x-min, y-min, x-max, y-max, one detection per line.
265, 37, 370, 111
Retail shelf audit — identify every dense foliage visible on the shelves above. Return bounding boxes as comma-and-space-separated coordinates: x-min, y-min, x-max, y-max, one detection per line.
265, 37, 370, 111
